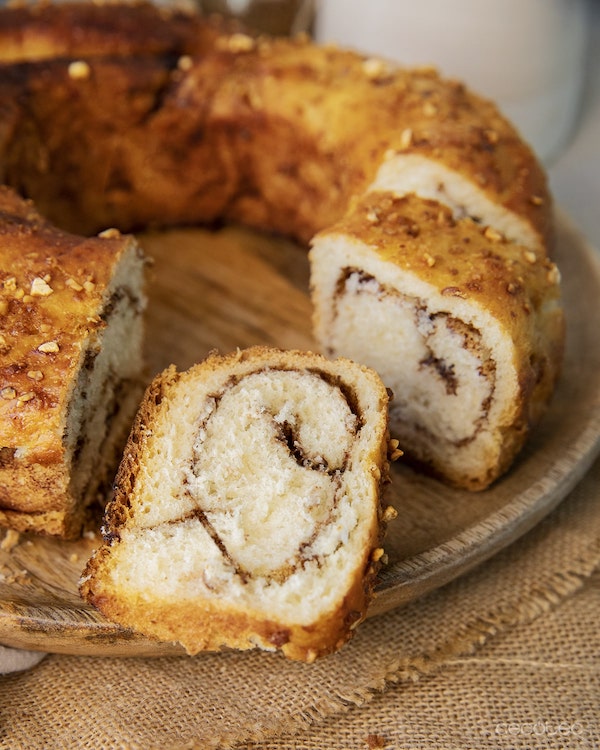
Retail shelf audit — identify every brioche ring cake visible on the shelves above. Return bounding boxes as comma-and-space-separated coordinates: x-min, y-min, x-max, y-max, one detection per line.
80, 347, 393, 661
0, 1, 563, 604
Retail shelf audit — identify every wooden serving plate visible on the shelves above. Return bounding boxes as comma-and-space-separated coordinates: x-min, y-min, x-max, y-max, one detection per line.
0, 210, 599, 657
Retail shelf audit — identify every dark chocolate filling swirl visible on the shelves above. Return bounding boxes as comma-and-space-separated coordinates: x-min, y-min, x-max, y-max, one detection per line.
333, 268, 496, 448
176, 367, 361, 585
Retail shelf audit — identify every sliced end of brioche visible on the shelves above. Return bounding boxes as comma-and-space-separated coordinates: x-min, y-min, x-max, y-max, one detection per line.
80, 346, 392, 661
369, 152, 547, 253
0, 188, 147, 537
310, 193, 564, 490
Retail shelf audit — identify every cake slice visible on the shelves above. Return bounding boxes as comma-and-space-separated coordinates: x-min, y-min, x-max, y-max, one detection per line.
310, 192, 564, 491
80, 347, 393, 662
0, 187, 147, 538
368, 151, 548, 253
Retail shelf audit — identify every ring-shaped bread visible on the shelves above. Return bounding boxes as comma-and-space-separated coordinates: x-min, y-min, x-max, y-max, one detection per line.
0, 0, 564, 660
0, 0, 564, 512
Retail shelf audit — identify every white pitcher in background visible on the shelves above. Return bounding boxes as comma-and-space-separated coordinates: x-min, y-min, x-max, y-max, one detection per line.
314, 0, 591, 165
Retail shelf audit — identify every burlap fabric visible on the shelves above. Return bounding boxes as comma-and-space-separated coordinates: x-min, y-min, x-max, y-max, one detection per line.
1, 454, 599, 749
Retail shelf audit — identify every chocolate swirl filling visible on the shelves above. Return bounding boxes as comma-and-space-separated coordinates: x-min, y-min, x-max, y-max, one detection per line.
333, 268, 496, 448
161, 367, 362, 586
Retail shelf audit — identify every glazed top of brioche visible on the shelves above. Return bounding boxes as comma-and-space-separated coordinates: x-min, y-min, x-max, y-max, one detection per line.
325, 192, 561, 323
0, 1, 232, 62
0, 1, 551, 250
0, 187, 138, 462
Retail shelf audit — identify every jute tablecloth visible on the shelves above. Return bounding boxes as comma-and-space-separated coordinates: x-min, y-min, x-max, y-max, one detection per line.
1, 454, 599, 749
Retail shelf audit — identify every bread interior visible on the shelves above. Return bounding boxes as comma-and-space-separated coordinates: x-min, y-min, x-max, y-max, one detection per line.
65, 241, 146, 511
104, 365, 384, 625
310, 235, 519, 488
370, 153, 541, 251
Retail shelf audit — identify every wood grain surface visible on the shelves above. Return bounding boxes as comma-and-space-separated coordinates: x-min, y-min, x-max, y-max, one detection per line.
0, 210, 599, 657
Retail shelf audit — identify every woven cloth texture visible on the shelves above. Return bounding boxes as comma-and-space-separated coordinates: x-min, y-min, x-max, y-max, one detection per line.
1, 455, 600, 750
243, 572, 600, 750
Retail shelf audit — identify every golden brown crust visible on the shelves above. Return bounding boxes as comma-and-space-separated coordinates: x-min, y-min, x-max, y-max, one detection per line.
83, 566, 376, 662
0, 3, 551, 249
312, 192, 564, 489
0, 1, 232, 62
0, 188, 130, 458
0, 186, 144, 537
81, 347, 391, 661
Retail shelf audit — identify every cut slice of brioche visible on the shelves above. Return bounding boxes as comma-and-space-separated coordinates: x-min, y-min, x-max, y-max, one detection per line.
369, 152, 547, 253
80, 346, 393, 661
0, 187, 147, 538
310, 192, 564, 491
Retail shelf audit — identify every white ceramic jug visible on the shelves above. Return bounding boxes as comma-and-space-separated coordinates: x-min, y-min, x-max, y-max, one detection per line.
314, 0, 591, 164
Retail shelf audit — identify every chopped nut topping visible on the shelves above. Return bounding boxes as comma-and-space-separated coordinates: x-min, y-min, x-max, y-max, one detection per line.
366, 210, 380, 224
423, 252, 436, 268
68, 60, 91, 80
219, 33, 255, 53
30, 276, 53, 296
547, 264, 561, 285
506, 282, 519, 295
362, 56, 391, 80
83, 280, 96, 293
0, 529, 20, 552
17, 391, 35, 403
390, 446, 403, 461
4, 569, 30, 585
66, 278, 84, 292
38, 341, 60, 354
365, 733, 387, 750
383, 505, 398, 522
530, 194, 544, 206
398, 127, 413, 150
371, 547, 385, 562
3, 277, 17, 292
98, 228, 121, 239
1, 387, 16, 400
27, 370, 43, 381
441, 286, 466, 298
484, 226, 503, 242
13, 288, 24, 300
422, 101, 438, 117
305, 649, 318, 664
177, 54, 193, 72
523, 250, 537, 264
